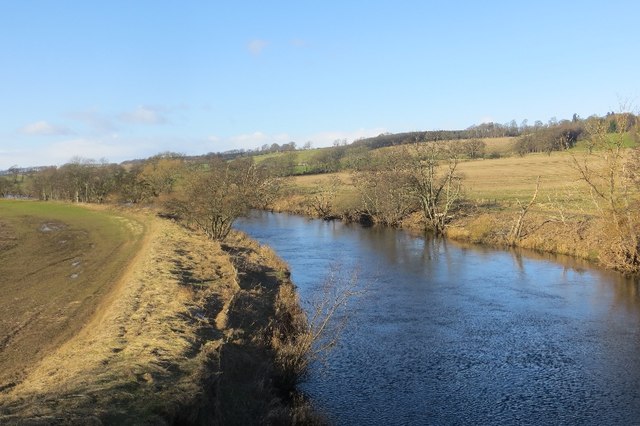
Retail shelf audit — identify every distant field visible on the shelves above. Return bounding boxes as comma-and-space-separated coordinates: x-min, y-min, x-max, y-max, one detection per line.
287, 149, 608, 213
483, 136, 517, 155
457, 151, 587, 203
252, 135, 634, 215
0, 201, 144, 389
253, 148, 319, 164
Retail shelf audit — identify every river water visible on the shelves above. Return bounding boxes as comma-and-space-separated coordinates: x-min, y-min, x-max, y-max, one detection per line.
235, 212, 640, 425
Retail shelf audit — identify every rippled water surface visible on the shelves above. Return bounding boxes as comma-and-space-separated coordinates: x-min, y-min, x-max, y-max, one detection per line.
236, 212, 640, 425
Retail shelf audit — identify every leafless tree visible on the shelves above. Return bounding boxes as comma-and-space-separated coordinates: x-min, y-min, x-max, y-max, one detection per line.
309, 176, 342, 219
406, 142, 464, 235
352, 150, 415, 227
571, 107, 640, 272
462, 138, 486, 159
271, 264, 363, 386
169, 158, 273, 241
508, 176, 540, 246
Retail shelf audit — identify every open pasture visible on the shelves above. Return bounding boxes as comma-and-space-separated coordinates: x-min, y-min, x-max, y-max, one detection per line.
0, 201, 143, 389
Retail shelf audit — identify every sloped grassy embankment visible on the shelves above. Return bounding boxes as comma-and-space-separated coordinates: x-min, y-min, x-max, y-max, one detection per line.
0, 208, 313, 424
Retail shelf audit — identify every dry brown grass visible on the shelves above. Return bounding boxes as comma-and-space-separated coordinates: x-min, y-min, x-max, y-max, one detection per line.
445, 208, 603, 262
285, 150, 604, 215
0, 212, 244, 423
1, 209, 317, 423
457, 152, 588, 204
215, 230, 324, 424
483, 136, 517, 155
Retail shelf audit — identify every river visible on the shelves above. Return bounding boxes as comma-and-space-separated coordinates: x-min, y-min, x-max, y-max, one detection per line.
235, 212, 640, 425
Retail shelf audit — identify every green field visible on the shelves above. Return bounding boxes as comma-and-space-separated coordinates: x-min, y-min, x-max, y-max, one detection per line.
0, 200, 144, 389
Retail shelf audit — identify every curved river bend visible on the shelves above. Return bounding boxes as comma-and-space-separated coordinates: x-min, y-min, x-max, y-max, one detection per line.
236, 212, 640, 425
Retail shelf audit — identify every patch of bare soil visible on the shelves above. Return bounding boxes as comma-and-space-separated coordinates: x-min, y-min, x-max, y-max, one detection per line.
0, 220, 17, 251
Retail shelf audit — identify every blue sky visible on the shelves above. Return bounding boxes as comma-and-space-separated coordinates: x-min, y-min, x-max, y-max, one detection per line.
1, 1, 638, 169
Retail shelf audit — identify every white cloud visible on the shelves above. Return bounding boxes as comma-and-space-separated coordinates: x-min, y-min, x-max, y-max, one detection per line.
228, 131, 292, 148
247, 39, 269, 56
119, 106, 167, 125
0, 137, 140, 169
230, 131, 269, 144
21, 121, 72, 136
307, 127, 387, 147
43, 138, 139, 164
3, 123, 390, 170
221, 129, 384, 151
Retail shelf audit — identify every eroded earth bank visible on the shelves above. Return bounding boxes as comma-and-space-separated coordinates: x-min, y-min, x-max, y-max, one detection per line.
0, 208, 313, 425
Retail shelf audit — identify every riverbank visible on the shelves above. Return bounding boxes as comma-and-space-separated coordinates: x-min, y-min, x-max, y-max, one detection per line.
0, 207, 318, 424
235, 210, 640, 425
270, 178, 613, 272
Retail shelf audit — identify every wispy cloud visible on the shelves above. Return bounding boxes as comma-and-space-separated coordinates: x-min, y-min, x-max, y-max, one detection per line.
43, 138, 140, 164
247, 39, 269, 56
221, 129, 383, 151
21, 120, 72, 136
230, 131, 270, 144
308, 128, 387, 147
229, 131, 292, 148
119, 106, 167, 125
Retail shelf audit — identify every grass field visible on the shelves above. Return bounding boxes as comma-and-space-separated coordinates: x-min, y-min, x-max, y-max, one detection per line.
0, 200, 144, 390
285, 148, 611, 214
457, 151, 586, 203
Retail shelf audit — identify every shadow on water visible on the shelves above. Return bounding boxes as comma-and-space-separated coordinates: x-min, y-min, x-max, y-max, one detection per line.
236, 211, 640, 425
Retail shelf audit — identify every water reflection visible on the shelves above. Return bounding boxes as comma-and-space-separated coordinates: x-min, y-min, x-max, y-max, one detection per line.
236, 212, 640, 425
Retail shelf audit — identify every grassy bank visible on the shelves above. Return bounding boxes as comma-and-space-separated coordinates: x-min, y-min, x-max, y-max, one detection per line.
271, 149, 635, 271
0, 205, 318, 424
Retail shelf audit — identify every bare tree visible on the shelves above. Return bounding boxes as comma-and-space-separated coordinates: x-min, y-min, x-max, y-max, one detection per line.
8, 165, 20, 184
138, 153, 185, 198
352, 142, 464, 233
508, 176, 540, 246
168, 158, 277, 241
352, 151, 415, 227
571, 108, 640, 272
309, 176, 342, 219
271, 264, 363, 386
406, 142, 464, 235
462, 138, 486, 159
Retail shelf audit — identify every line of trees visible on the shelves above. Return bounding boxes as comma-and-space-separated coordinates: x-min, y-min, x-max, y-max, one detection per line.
22, 154, 186, 204
515, 113, 637, 156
